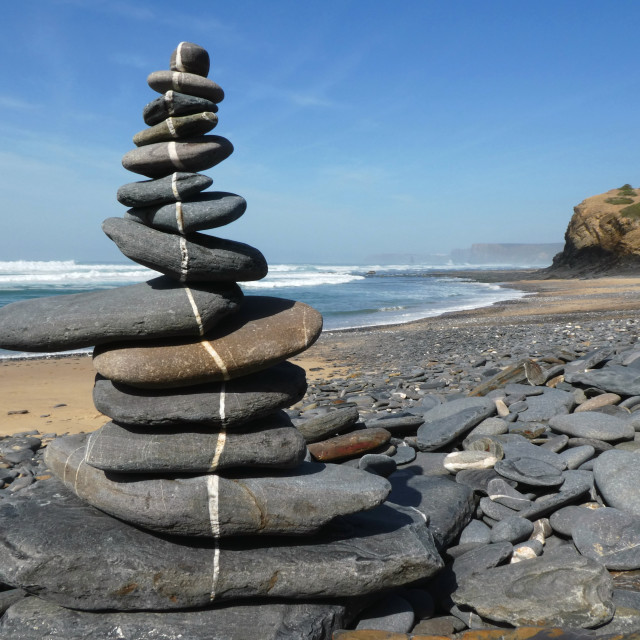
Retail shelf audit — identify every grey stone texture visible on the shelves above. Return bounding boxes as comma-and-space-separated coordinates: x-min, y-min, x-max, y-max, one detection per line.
117, 172, 213, 207
143, 91, 218, 127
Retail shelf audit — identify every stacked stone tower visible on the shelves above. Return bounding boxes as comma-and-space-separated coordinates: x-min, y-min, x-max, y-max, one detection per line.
0, 43, 442, 638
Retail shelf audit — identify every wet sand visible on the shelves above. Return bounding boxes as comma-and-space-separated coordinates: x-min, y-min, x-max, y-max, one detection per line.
2, 274, 640, 437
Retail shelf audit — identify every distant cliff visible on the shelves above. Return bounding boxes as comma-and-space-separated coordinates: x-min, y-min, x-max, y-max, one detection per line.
449, 243, 563, 266
545, 185, 640, 277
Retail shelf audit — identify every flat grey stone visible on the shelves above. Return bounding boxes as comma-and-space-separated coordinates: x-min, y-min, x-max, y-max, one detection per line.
593, 606, 640, 637
564, 348, 613, 376
103, 218, 267, 282
126, 192, 247, 234
573, 507, 640, 570
355, 594, 414, 633
390, 443, 416, 465
117, 172, 213, 207
613, 588, 640, 611
85, 413, 306, 473
479, 496, 519, 521
486, 478, 532, 510
295, 407, 360, 443
444, 450, 498, 472
549, 413, 634, 442
495, 456, 566, 487
456, 468, 512, 494
0, 595, 346, 640
390, 472, 475, 549
122, 135, 231, 178
501, 440, 567, 469
143, 91, 218, 126
515, 388, 575, 422
568, 437, 614, 452
397, 451, 449, 476
489, 516, 534, 543
559, 445, 595, 469
459, 519, 492, 545
133, 111, 218, 147
0, 277, 241, 352
170, 42, 210, 76
517, 480, 591, 521
93, 362, 308, 427
566, 364, 640, 396
147, 70, 224, 103
46, 435, 390, 537
359, 454, 396, 477
366, 414, 424, 435
0, 480, 443, 610
593, 449, 640, 515
467, 416, 509, 437
417, 397, 495, 451
452, 541, 514, 580
452, 554, 614, 628
549, 505, 596, 537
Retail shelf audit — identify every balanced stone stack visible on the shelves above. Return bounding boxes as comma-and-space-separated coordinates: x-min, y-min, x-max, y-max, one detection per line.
0, 43, 442, 639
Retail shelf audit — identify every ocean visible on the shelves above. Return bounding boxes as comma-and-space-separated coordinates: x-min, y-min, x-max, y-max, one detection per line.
0, 260, 529, 359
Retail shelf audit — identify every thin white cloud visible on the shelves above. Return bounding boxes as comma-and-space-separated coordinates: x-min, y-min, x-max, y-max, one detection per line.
110, 52, 150, 70
0, 95, 41, 110
288, 92, 335, 108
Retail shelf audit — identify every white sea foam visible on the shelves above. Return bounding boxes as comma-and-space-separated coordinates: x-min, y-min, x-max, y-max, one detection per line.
243, 264, 365, 289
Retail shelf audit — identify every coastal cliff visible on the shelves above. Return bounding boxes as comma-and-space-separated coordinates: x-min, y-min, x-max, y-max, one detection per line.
546, 184, 640, 277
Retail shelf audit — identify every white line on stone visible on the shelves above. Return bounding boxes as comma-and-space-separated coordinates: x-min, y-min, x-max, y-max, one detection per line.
201, 341, 230, 380
164, 90, 174, 111
73, 449, 87, 494
63, 445, 86, 485
171, 172, 180, 200
171, 71, 184, 93
166, 117, 178, 138
184, 287, 205, 336
179, 236, 189, 283
168, 141, 187, 171
210, 383, 227, 470
176, 42, 186, 72
210, 541, 220, 601
175, 201, 185, 234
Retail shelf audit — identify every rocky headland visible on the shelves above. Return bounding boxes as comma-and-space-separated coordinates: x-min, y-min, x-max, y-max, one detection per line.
547, 185, 640, 277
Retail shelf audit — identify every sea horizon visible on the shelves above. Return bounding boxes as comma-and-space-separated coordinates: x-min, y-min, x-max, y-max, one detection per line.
0, 259, 541, 359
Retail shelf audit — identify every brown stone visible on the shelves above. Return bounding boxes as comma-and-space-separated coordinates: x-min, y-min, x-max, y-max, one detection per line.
455, 629, 588, 640
93, 296, 322, 388
307, 428, 391, 462
333, 631, 409, 640
575, 393, 622, 412
469, 359, 542, 397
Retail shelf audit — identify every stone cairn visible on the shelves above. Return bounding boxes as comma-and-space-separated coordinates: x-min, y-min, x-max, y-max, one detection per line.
0, 43, 442, 638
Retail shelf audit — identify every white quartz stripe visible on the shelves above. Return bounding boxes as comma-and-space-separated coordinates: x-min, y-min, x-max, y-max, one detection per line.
168, 141, 187, 170
184, 287, 205, 336
179, 236, 189, 283
166, 117, 178, 138
171, 172, 180, 200
201, 341, 230, 380
175, 201, 185, 234
176, 41, 186, 72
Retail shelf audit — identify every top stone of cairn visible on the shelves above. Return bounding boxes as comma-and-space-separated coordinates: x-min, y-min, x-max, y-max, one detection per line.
170, 41, 210, 77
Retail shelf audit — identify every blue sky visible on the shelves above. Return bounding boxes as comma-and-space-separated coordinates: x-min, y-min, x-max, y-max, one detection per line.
1, 0, 638, 264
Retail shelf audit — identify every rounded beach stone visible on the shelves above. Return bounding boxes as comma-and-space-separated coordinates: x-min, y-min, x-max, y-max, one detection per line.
294, 406, 360, 443
548, 412, 634, 442
117, 172, 213, 208
486, 478, 532, 510
444, 450, 498, 472
93, 296, 323, 388
45, 434, 391, 538
103, 218, 267, 283
358, 454, 396, 478
593, 449, 640, 515
143, 90, 218, 126
575, 393, 622, 413
121, 135, 232, 178
93, 361, 307, 427
0, 277, 242, 352
490, 516, 534, 543
354, 594, 414, 633
170, 42, 210, 77
0, 480, 442, 610
549, 505, 593, 537
133, 112, 218, 146
307, 428, 391, 462
85, 414, 306, 473
147, 70, 224, 103
572, 507, 640, 570
125, 192, 247, 234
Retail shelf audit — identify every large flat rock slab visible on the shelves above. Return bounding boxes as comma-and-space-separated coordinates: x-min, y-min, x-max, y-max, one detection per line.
45, 434, 390, 537
565, 364, 640, 396
452, 555, 613, 628
103, 217, 267, 283
548, 412, 634, 442
93, 296, 323, 388
0, 596, 347, 640
0, 277, 242, 352
0, 480, 443, 611
125, 191, 247, 233
86, 414, 306, 473
92, 361, 308, 427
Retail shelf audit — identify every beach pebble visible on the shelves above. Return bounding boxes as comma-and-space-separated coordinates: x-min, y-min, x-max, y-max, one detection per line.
170, 41, 210, 77
117, 171, 213, 207
489, 516, 534, 543
147, 70, 224, 102
549, 412, 634, 442
354, 593, 414, 633
133, 111, 218, 146
444, 450, 498, 472
593, 449, 640, 515
143, 90, 218, 126
494, 457, 565, 487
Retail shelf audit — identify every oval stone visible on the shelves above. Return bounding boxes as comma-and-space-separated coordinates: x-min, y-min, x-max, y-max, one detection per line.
170, 41, 210, 77
143, 91, 218, 126
93, 296, 323, 388
133, 112, 218, 146
117, 172, 213, 208
147, 70, 224, 103
125, 192, 247, 234
45, 434, 390, 537
0, 277, 242, 352
307, 428, 391, 462
93, 362, 308, 427
103, 218, 267, 283
121, 135, 233, 178
86, 414, 307, 473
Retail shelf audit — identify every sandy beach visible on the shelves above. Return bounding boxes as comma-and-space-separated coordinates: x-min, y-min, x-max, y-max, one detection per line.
2, 274, 640, 438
